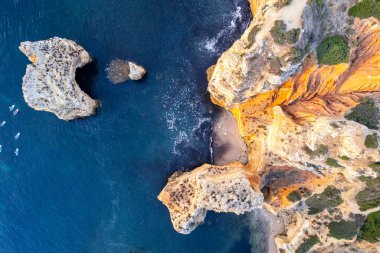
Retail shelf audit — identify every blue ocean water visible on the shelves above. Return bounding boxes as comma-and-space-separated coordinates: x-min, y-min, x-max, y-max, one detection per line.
0, 0, 262, 252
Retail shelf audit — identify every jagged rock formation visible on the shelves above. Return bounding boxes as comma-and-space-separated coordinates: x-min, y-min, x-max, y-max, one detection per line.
158, 164, 263, 234
19, 37, 98, 120
160, 0, 380, 252
107, 59, 146, 84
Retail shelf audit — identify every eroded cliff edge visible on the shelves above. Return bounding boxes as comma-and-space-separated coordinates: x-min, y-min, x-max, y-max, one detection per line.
20, 37, 98, 120
160, 0, 380, 252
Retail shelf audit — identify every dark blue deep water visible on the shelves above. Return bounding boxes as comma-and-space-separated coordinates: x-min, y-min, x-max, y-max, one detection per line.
0, 0, 259, 252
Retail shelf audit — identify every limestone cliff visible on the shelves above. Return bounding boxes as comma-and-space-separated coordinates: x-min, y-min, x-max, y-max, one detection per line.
107, 59, 146, 84
160, 0, 380, 252
158, 164, 263, 234
19, 37, 98, 120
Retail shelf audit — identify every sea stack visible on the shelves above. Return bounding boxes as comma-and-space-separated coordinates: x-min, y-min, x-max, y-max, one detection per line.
107, 59, 146, 84
158, 163, 263, 234
19, 37, 98, 120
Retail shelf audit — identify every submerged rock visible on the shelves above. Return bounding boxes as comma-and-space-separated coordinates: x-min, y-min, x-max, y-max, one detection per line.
19, 37, 98, 120
158, 163, 263, 234
107, 59, 146, 84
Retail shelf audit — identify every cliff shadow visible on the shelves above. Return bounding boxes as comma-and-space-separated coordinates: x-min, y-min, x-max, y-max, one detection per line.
75, 59, 99, 98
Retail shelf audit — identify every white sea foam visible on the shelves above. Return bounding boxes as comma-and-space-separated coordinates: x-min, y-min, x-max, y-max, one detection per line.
173, 131, 189, 155
201, 4, 244, 53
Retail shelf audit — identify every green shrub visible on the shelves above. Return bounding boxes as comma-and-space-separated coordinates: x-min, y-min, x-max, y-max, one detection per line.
271, 20, 301, 45
308, 0, 323, 6
305, 186, 343, 214
328, 220, 358, 240
348, 0, 380, 20
345, 97, 379, 130
287, 191, 302, 202
303, 144, 328, 158
365, 133, 378, 149
317, 36, 349, 65
326, 158, 342, 167
276, 0, 293, 7
369, 162, 380, 173
356, 177, 380, 211
295, 235, 320, 253
359, 211, 380, 242
340, 156, 350, 161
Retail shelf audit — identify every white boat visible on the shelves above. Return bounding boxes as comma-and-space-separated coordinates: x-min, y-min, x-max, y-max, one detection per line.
0, 145, 2, 153
13, 109, 19, 116
0, 121, 5, 127
9, 105, 15, 111
14, 148, 19, 156
14, 132, 20, 140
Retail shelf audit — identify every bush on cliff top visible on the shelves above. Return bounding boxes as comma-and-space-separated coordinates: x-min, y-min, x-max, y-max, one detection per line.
359, 211, 380, 242
326, 158, 342, 168
271, 20, 301, 45
328, 220, 358, 240
345, 97, 380, 130
305, 186, 343, 214
348, 0, 380, 20
287, 190, 302, 202
295, 235, 320, 253
303, 144, 328, 158
356, 176, 380, 211
317, 36, 349, 65
365, 133, 378, 149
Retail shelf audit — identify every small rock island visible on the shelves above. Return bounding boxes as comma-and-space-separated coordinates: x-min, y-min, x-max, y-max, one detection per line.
107, 59, 146, 84
19, 37, 98, 120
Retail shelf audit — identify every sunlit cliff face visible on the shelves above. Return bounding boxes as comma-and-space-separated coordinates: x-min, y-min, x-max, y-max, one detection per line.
160, 0, 380, 251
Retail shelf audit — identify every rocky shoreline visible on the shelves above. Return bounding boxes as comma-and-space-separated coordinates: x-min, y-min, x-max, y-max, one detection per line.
159, 0, 380, 252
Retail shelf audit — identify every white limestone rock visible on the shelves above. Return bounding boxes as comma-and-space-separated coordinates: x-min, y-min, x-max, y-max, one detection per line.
19, 37, 99, 120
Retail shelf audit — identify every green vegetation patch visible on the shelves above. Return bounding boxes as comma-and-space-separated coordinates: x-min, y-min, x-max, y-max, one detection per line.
340, 155, 350, 161
369, 162, 380, 173
359, 211, 380, 242
328, 220, 358, 240
317, 36, 349, 65
305, 186, 343, 214
307, 0, 323, 6
270, 20, 301, 45
345, 97, 380, 130
295, 235, 320, 253
303, 144, 328, 158
356, 177, 380, 211
365, 133, 378, 149
326, 158, 342, 168
348, 0, 380, 20
287, 191, 302, 202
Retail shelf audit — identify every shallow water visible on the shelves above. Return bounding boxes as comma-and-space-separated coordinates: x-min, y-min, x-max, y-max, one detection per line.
0, 0, 264, 252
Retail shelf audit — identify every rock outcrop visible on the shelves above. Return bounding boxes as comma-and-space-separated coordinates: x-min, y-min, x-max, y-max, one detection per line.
160, 0, 380, 252
107, 59, 146, 84
158, 163, 263, 234
19, 37, 98, 120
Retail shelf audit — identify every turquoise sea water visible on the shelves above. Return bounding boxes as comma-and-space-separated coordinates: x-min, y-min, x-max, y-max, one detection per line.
0, 0, 261, 252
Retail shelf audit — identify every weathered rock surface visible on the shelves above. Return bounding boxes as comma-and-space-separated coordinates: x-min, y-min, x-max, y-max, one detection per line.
160, 0, 380, 252
208, 0, 357, 108
158, 164, 263, 234
107, 59, 146, 84
19, 37, 98, 120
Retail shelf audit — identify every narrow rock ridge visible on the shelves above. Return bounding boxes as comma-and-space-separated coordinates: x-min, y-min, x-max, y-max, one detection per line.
19, 37, 98, 120
158, 163, 263, 234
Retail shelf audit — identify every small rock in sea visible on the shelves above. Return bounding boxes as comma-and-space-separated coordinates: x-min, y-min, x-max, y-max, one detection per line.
107, 59, 146, 84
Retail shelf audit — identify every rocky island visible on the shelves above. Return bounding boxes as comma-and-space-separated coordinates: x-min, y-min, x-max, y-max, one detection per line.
159, 0, 380, 252
107, 59, 146, 84
19, 37, 98, 120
